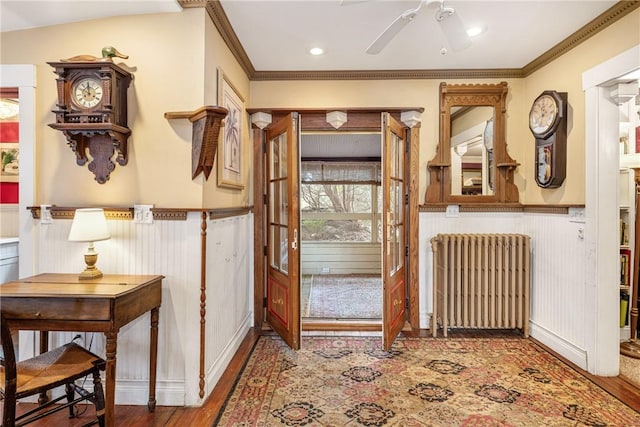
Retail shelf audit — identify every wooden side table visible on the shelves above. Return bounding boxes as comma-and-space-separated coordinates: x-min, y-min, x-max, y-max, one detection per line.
0, 273, 163, 427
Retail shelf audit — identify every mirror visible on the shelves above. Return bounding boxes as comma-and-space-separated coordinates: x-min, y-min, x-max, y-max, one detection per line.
449, 106, 494, 196
425, 82, 519, 205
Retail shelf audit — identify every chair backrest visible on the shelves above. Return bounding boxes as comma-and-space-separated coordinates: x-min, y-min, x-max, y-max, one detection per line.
0, 310, 18, 395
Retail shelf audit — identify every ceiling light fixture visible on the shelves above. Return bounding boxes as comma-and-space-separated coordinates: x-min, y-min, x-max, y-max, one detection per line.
251, 112, 272, 130
326, 111, 347, 129
466, 26, 486, 38
0, 99, 19, 120
309, 47, 324, 56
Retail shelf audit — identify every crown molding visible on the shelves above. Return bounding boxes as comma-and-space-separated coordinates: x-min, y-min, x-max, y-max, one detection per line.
177, 0, 207, 8
251, 68, 524, 81
204, 0, 639, 81
522, 1, 640, 77
205, 0, 255, 78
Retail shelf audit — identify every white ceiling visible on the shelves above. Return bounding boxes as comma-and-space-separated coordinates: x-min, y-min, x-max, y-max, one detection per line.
0, 0, 620, 72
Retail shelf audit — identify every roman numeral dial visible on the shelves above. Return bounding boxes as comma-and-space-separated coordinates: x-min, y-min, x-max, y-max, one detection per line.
72, 77, 103, 108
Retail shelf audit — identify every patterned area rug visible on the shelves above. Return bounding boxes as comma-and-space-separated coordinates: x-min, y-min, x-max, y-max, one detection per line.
301, 274, 382, 319
215, 336, 640, 426
620, 353, 640, 388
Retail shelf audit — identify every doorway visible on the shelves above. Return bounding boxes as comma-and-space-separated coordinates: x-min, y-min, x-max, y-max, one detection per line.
299, 131, 383, 325
252, 108, 421, 349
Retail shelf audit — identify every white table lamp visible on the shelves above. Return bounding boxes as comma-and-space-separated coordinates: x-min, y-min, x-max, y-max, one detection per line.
68, 208, 111, 279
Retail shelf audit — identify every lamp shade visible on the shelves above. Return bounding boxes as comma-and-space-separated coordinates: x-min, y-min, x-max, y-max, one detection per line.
68, 208, 110, 242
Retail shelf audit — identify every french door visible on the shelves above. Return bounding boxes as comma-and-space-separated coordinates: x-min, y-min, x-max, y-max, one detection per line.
261, 111, 408, 350
265, 113, 301, 349
382, 113, 407, 350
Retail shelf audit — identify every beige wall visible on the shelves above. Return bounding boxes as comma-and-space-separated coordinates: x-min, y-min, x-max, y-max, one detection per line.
0, 9, 252, 209
250, 9, 640, 205
203, 15, 252, 208
522, 9, 640, 204
1, 7, 637, 209
249, 78, 524, 203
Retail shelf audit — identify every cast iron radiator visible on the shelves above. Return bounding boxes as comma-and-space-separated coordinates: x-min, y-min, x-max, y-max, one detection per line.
430, 233, 531, 337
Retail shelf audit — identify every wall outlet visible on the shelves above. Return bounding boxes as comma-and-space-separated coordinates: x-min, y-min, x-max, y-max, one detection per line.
133, 204, 154, 224
321, 267, 330, 273
568, 207, 585, 223
445, 204, 459, 218
40, 204, 53, 224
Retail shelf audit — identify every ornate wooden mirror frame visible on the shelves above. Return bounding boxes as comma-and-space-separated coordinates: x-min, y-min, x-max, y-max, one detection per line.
425, 82, 520, 205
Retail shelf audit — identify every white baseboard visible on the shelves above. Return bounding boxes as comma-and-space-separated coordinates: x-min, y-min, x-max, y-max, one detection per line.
421, 312, 431, 330
115, 379, 186, 406
201, 313, 252, 403
530, 321, 588, 370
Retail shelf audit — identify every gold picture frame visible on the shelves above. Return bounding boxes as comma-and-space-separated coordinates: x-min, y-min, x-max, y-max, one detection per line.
217, 68, 245, 189
0, 143, 19, 183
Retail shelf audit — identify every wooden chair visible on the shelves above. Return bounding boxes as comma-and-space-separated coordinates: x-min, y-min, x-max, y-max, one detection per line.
0, 311, 106, 427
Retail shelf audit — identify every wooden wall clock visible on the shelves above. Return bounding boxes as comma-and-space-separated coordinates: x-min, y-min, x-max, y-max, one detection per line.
529, 90, 568, 188
48, 59, 132, 183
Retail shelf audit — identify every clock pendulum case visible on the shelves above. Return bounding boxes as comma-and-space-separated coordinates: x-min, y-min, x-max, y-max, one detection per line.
48, 59, 132, 184
528, 90, 568, 188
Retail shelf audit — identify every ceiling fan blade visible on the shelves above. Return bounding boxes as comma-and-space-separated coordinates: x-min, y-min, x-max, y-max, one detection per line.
340, 0, 371, 5
366, 9, 418, 54
437, 7, 471, 51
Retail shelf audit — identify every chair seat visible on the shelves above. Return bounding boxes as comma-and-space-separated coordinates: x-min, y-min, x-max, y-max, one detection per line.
0, 342, 105, 398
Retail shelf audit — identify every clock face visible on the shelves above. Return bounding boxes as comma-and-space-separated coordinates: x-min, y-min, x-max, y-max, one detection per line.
72, 77, 103, 108
529, 94, 558, 135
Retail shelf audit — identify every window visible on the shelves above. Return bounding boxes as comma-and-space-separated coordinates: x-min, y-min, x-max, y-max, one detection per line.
300, 162, 381, 243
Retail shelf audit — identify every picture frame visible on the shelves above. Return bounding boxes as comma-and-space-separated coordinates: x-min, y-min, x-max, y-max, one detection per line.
620, 248, 631, 287
0, 143, 19, 183
217, 67, 245, 189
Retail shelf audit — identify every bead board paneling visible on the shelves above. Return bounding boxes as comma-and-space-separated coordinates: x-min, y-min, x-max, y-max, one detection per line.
204, 214, 253, 403
0, 204, 19, 237
300, 242, 381, 275
27, 211, 253, 406
420, 210, 588, 368
523, 213, 588, 367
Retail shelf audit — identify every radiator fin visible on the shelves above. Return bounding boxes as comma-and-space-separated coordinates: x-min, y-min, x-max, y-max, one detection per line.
431, 233, 531, 337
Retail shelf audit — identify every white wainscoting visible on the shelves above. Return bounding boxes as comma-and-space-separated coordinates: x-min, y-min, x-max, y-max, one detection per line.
420, 210, 589, 369
301, 241, 381, 275
25, 211, 253, 406
0, 204, 19, 237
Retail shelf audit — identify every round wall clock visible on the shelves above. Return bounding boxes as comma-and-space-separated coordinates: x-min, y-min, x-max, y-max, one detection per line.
72, 76, 103, 109
529, 90, 568, 189
529, 94, 559, 137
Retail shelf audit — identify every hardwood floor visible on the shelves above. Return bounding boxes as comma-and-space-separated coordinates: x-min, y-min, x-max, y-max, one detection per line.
4, 328, 639, 426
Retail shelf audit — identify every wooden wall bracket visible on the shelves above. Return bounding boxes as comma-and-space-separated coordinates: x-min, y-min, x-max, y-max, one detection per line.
165, 106, 228, 180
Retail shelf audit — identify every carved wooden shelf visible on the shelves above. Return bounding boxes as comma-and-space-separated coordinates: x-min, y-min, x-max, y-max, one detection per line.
27, 205, 253, 221
164, 106, 227, 180
28, 206, 133, 220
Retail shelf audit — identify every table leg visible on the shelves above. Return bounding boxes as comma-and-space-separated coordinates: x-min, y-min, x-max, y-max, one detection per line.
38, 331, 49, 405
105, 331, 118, 427
148, 307, 159, 412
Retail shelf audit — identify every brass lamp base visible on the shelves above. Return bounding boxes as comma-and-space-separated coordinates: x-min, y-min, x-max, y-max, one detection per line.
620, 339, 640, 359
79, 251, 103, 280
78, 266, 103, 280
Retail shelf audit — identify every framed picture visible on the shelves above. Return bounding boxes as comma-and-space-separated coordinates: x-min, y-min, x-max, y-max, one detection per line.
217, 67, 245, 189
620, 248, 631, 287
0, 143, 19, 182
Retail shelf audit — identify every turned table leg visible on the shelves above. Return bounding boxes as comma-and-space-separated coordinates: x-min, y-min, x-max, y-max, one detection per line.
148, 307, 159, 412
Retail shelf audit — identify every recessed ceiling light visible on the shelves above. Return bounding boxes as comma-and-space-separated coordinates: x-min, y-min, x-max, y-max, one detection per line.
466, 26, 485, 38
309, 47, 324, 56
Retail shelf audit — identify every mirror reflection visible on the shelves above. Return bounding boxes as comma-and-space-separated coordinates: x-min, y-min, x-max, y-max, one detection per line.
449, 106, 494, 196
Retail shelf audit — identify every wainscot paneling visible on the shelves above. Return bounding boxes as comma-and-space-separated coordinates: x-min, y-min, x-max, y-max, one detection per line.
420, 209, 588, 368
301, 242, 381, 275
23, 210, 253, 407
0, 204, 19, 237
